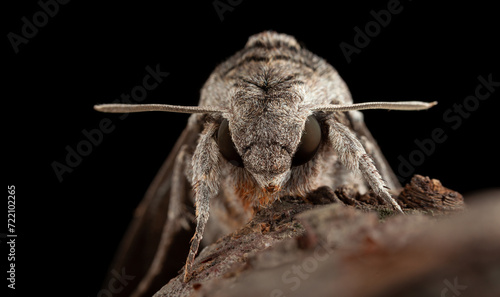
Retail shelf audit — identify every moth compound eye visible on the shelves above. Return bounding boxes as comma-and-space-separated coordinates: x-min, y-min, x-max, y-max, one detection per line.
217, 119, 244, 167
292, 116, 321, 167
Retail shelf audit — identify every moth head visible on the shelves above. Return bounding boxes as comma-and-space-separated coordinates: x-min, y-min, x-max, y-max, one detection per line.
216, 111, 321, 191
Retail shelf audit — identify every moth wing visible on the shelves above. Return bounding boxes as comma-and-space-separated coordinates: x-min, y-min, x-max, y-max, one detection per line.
347, 111, 401, 190
103, 122, 201, 297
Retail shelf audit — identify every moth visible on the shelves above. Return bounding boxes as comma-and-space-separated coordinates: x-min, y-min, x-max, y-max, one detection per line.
95, 31, 436, 297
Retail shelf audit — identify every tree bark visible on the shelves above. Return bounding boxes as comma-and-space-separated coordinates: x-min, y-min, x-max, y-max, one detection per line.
154, 175, 499, 297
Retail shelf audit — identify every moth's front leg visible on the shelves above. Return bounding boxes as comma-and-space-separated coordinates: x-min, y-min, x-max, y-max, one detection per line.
184, 122, 221, 282
347, 110, 401, 190
327, 117, 403, 213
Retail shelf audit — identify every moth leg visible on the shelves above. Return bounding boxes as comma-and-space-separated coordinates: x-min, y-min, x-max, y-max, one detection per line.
130, 145, 192, 297
184, 122, 221, 282
327, 118, 403, 213
347, 110, 401, 190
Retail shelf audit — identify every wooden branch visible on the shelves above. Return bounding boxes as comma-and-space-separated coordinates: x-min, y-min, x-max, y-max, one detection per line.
153, 175, 499, 297
397, 174, 465, 213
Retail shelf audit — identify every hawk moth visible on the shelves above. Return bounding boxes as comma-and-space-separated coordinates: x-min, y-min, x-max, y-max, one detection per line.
95, 31, 435, 297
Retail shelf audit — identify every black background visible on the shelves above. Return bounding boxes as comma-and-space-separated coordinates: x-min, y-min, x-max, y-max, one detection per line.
4, 0, 499, 296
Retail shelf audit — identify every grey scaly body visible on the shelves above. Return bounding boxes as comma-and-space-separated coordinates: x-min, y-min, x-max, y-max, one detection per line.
95, 31, 435, 296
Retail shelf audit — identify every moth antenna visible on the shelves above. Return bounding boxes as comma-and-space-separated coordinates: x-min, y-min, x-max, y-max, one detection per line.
93, 103, 227, 114
312, 101, 437, 112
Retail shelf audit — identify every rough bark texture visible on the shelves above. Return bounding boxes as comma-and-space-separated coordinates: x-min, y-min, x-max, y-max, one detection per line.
154, 175, 499, 297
